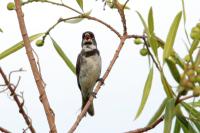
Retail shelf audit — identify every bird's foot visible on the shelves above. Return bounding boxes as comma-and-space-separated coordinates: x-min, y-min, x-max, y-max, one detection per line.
96, 78, 104, 85
90, 92, 97, 98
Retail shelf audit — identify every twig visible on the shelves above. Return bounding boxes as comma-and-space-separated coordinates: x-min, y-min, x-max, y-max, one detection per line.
0, 127, 11, 133
68, 36, 127, 133
14, 0, 57, 132
123, 0, 130, 10
0, 67, 36, 133
126, 116, 164, 133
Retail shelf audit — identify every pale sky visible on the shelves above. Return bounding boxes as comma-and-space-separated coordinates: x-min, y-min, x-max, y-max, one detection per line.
0, 0, 200, 133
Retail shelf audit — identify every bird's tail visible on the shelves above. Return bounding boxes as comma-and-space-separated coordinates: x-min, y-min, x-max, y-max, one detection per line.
82, 97, 94, 116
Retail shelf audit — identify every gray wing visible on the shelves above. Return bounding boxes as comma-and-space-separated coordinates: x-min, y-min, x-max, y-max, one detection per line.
76, 53, 81, 91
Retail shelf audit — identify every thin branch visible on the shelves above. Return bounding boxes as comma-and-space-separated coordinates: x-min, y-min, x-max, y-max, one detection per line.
123, 0, 130, 10
22, 0, 82, 15
68, 36, 127, 133
0, 127, 11, 133
14, 0, 57, 132
126, 116, 164, 133
0, 67, 36, 133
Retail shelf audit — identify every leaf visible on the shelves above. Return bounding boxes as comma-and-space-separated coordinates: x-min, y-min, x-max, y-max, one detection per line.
148, 98, 168, 126
195, 50, 200, 67
161, 72, 173, 98
163, 11, 182, 62
76, 0, 83, 10
65, 10, 92, 24
173, 118, 181, 133
149, 36, 158, 56
135, 67, 153, 119
50, 37, 76, 74
166, 58, 181, 83
0, 28, 3, 32
148, 7, 154, 35
0, 33, 44, 60
181, 102, 200, 120
164, 98, 175, 133
136, 11, 150, 37
181, 0, 186, 24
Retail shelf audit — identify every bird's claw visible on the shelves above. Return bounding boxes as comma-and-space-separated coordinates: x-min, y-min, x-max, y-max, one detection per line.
90, 92, 97, 98
97, 78, 104, 85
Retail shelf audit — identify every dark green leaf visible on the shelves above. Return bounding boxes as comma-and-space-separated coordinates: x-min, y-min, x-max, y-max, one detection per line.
0, 33, 44, 60
181, 102, 200, 120
166, 58, 181, 83
76, 0, 83, 10
148, 98, 168, 126
135, 67, 153, 119
50, 37, 76, 74
163, 11, 182, 62
173, 118, 181, 133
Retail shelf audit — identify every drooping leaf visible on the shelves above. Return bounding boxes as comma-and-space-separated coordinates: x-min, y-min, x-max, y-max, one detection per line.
148, 7, 154, 35
50, 37, 76, 74
163, 11, 182, 62
76, 0, 83, 10
0, 33, 44, 60
164, 98, 175, 133
173, 118, 181, 133
135, 67, 153, 119
148, 98, 168, 126
166, 58, 181, 83
161, 72, 174, 98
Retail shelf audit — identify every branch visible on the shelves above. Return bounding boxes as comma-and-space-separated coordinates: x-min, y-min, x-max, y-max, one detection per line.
0, 67, 36, 133
68, 36, 127, 132
0, 127, 11, 133
14, 0, 57, 132
126, 116, 164, 133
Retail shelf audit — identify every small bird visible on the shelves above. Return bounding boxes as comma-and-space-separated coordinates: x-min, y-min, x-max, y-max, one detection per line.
76, 31, 102, 116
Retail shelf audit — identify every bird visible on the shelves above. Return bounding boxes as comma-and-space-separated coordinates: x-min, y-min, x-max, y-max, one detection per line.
76, 31, 102, 116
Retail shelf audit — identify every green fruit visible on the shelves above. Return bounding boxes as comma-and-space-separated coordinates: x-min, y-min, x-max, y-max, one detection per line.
184, 55, 191, 62
7, 2, 15, 10
196, 23, 200, 29
140, 48, 148, 56
36, 40, 44, 47
134, 38, 142, 45
190, 32, 200, 40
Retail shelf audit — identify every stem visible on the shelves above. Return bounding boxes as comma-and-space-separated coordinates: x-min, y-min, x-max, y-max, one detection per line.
0, 126, 12, 133
14, 0, 57, 132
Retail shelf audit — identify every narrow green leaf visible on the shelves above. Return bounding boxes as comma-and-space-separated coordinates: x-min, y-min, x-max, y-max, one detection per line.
176, 113, 197, 133
135, 67, 153, 119
0, 33, 44, 60
136, 11, 150, 37
148, 7, 154, 35
181, 0, 186, 24
161, 72, 173, 97
163, 11, 182, 62
191, 118, 200, 132
173, 118, 181, 133
0, 28, 3, 32
195, 50, 200, 67
181, 102, 200, 120
76, 0, 83, 10
149, 36, 158, 56
189, 40, 199, 56
166, 58, 181, 83
50, 37, 76, 74
164, 98, 175, 133
148, 98, 168, 126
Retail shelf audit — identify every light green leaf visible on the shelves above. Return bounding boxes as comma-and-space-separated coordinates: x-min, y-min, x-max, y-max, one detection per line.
0, 28, 3, 33
0, 33, 44, 60
50, 37, 76, 74
148, 98, 168, 126
136, 11, 150, 37
76, 0, 83, 10
173, 118, 181, 133
148, 7, 154, 35
181, 102, 200, 120
135, 67, 153, 119
189, 40, 199, 56
164, 98, 175, 133
161, 72, 174, 98
166, 58, 181, 83
195, 50, 200, 67
149, 36, 158, 56
163, 11, 182, 62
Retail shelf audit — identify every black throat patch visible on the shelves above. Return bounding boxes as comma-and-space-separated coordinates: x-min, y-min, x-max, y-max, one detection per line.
82, 49, 99, 57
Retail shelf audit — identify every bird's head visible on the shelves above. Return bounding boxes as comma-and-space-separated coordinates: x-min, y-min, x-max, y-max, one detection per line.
81, 31, 97, 49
